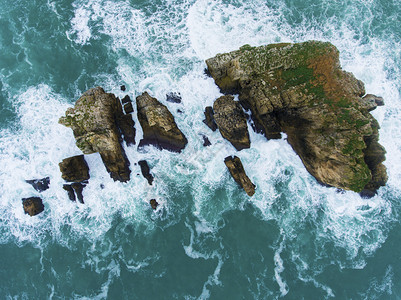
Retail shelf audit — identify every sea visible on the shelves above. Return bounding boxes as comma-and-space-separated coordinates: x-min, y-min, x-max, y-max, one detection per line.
0, 0, 400, 299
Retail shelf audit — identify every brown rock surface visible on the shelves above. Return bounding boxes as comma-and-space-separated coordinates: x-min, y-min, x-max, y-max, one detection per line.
136, 92, 187, 152
22, 197, 44, 216
224, 156, 255, 196
213, 95, 250, 151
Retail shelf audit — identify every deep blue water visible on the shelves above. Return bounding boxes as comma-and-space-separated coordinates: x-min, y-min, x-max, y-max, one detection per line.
1, 0, 401, 299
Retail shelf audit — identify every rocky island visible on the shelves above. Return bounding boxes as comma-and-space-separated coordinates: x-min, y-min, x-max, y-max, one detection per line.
206, 41, 387, 195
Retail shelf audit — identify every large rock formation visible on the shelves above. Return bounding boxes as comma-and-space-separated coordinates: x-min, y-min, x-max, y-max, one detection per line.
207, 41, 387, 194
59, 87, 133, 182
224, 156, 255, 196
213, 95, 250, 151
136, 92, 188, 152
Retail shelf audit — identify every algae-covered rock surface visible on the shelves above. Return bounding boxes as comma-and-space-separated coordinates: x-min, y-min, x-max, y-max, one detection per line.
59, 87, 131, 182
206, 41, 387, 193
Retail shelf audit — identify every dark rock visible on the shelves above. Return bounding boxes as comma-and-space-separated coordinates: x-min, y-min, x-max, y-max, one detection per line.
72, 183, 85, 204
117, 114, 136, 146
203, 106, 217, 131
59, 155, 90, 182
150, 199, 159, 210
136, 92, 188, 152
22, 197, 44, 216
120, 85, 126, 91
122, 95, 131, 104
202, 135, 211, 147
166, 92, 182, 103
59, 87, 131, 182
213, 95, 250, 151
177, 109, 183, 114
124, 102, 134, 114
26, 177, 50, 192
224, 156, 255, 196
138, 160, 154, 185
206, 41, 387, 193
63, 184, 76, 202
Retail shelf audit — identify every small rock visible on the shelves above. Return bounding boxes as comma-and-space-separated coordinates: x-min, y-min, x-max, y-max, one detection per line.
72, 183, 85, 204
22, 197, 44, 216
224, 156, 255, 196
166, 92, 182, 103
138, 160, 154, 185
120, 85, 126, 91
150, 199, 159, 210
122, 95, 131, 104
63, 184, 76, 202
202, 135, 211, 147
59, 155, 90, 182
26, 177, 50, 192
177, 109, 183, 114
124, 102, 134, 114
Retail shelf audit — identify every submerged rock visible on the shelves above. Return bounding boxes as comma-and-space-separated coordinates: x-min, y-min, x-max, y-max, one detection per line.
213, 95, 250, 151
136, 92, 188, 152
206, 41, 387, 193
22, 197, 44, 216
202, 134, 211, 147
59, 155, 90, 182
138, 160, 154, 185
166, 92, 182, 103
203, 106, 218, 131
150, 199, 159, 210
224, 156, 255, 196
120, 85, 126, 91
59, 87, 132, 182
26, 177, 50, 192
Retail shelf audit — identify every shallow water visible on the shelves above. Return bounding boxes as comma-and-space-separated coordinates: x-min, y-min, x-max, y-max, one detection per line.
0, 0, 401, 298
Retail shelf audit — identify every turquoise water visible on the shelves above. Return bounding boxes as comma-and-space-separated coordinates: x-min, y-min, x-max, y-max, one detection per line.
1, 0, 401, 298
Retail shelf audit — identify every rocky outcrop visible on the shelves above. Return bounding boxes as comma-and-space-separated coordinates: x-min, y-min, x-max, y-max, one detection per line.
136, 92, 188, 152
59, 155, 89, 203
206, 41, 387, 194
22, 197, 44, 216
59, 155, 90, 182
138, 160, 154, 185
26, 177, 50, 192
203, 106, 218, 131
59, 87, 133, 182
224, 156, 255, 196
213, 95, 250, 151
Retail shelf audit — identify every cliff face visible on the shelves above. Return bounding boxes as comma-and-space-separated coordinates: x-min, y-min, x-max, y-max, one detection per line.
206, 41, 387, 194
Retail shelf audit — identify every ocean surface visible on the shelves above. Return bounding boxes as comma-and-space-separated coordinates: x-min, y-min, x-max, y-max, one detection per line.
0, 0, 400, 299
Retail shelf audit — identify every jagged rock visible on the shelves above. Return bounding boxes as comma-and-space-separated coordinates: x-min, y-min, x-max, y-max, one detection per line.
124, 102, 134, 114
206, 41, 387, 193
213, 95, 250, 151
122, 95, 131, 104
121, 85, 126, 91
118, 114, 136, 146
138, 160, 154, 185
26, 177, 50, 192
22, 197, 44, 216
63, 184, 76, 202
150, 199, 159, 210
59, 87, 132, 182
59, 155, 90, 182
203, 106, 218, 131
71, 183, 85, 204
224, 156, 255, 196
202, 134, 211, 147
166, 92, 182, 103
136, 92, 188, 152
